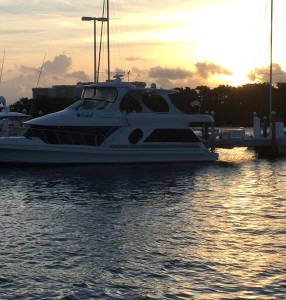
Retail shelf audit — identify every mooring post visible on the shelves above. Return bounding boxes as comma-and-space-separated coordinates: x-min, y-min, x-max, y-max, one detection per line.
271, 111, 277, 157
262, 116, 268, 138
253, 112, 261, 138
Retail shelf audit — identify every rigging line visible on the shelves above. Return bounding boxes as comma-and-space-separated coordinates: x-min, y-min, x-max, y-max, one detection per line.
98, 0, 106, 82
132, 68, 145, 82
0, 50, 5, 86
31, 53, 46, 117
36, 53, 46, 88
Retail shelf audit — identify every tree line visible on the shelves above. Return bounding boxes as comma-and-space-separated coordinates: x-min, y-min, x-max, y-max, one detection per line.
170, 82, 286, 126
9, 82, 286, 126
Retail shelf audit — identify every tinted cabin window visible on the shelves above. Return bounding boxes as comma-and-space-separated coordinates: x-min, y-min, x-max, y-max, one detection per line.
142, 93, 169, 112
25, 125, 119, 146
120, 93, 142, 112
144, 129, 200, 142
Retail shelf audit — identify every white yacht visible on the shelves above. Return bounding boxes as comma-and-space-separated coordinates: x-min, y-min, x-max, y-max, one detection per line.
0, 75, 218, 164
0, 96, 31, 137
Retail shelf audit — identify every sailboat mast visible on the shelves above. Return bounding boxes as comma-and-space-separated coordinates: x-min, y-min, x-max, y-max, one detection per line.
269, 0, 273, 118
0, 50, 5, 85
36, 53, 46, 88
107, 0, 110, 81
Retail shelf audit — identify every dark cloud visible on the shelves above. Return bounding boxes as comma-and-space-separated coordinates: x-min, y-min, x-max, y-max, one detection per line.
148, 66, 192, 80
125, 56, 148, 62
66, 71, 89, 81
43, 55, 72, 74
247, 63, 286, 83
18, 65, 38, 76
0, 54, 90, 104
136, 62, 235, 89
6, 54, 284, 106
195, 62, 232, 79
0, 1, 96, 16
132, 63, 232, 89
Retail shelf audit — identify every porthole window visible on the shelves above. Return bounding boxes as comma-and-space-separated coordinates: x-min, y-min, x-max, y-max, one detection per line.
128, 129, 143, 144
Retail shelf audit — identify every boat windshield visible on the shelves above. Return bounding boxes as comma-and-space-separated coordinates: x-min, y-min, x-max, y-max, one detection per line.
65, 87, 118, 111
66, 99, 111, 111
82, 87, 118, 102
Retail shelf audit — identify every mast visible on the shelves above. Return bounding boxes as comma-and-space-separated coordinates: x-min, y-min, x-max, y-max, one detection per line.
269, 0, 273, 118
107, 0, 110, 80
96, 0, 110, 82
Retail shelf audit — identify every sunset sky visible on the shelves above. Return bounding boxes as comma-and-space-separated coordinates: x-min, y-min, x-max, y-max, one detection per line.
0, 0, 286, 104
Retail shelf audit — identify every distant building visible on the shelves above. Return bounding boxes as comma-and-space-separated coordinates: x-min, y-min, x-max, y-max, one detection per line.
32, 85, 84, 99
32, 81, 146, 99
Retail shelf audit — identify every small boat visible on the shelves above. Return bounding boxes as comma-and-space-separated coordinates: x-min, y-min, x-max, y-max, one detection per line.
0, 75, 218, 164
0, 96, 31, 137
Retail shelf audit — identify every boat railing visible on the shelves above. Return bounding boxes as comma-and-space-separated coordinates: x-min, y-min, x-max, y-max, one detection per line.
26, 128, 107, 146
0, 125, 27, 137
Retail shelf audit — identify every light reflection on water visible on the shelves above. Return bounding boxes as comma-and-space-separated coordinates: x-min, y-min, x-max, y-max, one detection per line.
0, 148, 286, 299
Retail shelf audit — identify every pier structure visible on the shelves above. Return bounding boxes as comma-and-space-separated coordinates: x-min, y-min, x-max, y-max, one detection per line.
206, 111, 286, 158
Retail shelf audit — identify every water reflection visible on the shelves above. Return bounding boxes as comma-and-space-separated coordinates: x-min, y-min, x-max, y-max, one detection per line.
0, 157, 286, 299
217, 147, 256, 163
190, 155, 286, 298
1, 163, 212, 204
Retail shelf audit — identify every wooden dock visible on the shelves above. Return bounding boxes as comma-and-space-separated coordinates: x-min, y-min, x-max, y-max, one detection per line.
201, 111, 286, 158
205, 127, 286, 158
210, 137, 285, 148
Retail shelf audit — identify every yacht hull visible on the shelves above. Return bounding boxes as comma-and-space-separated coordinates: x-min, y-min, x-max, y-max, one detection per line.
0, 137, 218, 164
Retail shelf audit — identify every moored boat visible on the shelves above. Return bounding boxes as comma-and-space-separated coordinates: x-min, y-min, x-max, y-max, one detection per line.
0, 96, 31, 137
0, 74, 218, 164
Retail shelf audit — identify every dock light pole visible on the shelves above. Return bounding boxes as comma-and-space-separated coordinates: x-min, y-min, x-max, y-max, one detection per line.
81, 16, 108, 83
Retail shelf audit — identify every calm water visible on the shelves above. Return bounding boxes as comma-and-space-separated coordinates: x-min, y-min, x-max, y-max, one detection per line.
0, 148, 286, 300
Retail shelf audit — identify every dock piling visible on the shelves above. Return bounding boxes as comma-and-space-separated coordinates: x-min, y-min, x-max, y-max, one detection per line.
253, 112, 261, 138
271, 111, 277, 157
262, 116, 268, 138
210, 111, 216, 151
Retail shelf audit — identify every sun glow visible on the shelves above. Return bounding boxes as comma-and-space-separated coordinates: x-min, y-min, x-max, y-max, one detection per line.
188, 2, 270, 86
111, 0, 276, 88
